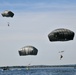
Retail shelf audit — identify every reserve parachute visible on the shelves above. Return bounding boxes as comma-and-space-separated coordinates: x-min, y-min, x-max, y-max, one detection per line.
48, 28, 75, 42
18, 46, 38, 56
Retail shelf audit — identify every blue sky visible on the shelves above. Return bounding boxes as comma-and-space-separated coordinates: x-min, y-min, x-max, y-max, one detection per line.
0, 0, 76, 12
0, 0, 76, 66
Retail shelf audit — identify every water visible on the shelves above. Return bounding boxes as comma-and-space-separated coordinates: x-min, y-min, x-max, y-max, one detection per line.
0, 67, 76, 75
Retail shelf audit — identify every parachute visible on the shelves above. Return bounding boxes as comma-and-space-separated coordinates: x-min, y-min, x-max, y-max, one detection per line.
18, 46, 38, 56
48, 28, 75, 42
1, 10, 14, 26
59, 51, 64, 53
1, 10, 14, 17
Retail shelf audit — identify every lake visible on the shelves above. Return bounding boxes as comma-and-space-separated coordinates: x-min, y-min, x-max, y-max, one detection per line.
0, 66, 76, 75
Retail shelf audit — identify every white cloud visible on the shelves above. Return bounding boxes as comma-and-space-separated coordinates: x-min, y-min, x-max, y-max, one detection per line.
0, 9, 76, 66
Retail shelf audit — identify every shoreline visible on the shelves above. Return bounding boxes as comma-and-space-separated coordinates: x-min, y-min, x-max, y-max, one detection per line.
0, 64, 76, 69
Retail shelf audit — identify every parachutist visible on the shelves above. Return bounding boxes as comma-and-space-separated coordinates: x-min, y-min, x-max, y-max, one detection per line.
1, 10, 14, 26
60, 55, 63, 60
8, 22, 10, 26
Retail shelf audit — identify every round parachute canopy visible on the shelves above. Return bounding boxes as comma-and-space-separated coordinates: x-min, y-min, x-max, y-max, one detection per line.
48, 28, 75, 42
18, 46, 38, 56
1, 10, 14, 17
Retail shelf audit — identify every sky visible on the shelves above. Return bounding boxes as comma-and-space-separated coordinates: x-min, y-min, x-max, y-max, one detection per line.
0, 0, 76, 66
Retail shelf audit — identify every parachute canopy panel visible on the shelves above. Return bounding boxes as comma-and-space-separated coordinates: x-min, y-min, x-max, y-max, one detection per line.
18, 46, 38, 56
48, 28, 75, 42
1, 10, 14, 17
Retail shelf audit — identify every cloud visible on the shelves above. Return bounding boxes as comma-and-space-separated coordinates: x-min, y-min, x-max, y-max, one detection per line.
0, 8, 76, 66
0, 11, 76, 45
